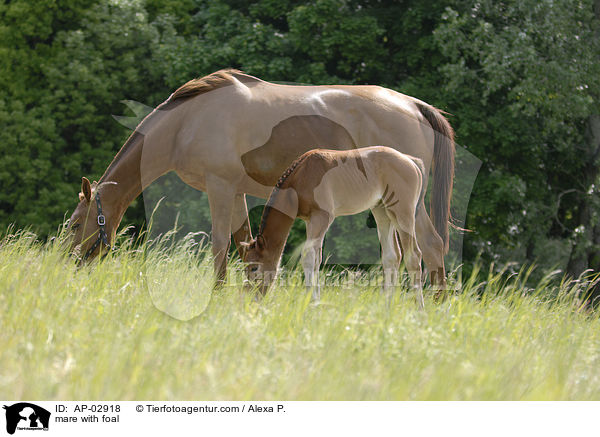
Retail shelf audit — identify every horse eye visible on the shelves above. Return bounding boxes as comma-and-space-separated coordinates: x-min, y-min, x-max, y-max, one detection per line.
250, 265, 259, 272
71, 223, 81, 230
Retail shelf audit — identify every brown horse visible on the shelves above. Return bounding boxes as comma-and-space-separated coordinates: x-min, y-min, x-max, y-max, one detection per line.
242, 147, 427, 308
67, 69, 453, 286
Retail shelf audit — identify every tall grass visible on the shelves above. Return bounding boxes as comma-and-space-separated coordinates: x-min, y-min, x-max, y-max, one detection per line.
0, 227, 599, 400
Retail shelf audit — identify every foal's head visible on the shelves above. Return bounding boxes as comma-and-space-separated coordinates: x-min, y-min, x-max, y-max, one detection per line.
242, 235, 279, 295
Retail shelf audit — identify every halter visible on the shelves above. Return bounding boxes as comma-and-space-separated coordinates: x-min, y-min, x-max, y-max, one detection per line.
82, 192, 111, 261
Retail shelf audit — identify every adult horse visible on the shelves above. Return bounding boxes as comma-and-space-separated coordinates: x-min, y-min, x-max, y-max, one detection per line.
68, 69, 454, 286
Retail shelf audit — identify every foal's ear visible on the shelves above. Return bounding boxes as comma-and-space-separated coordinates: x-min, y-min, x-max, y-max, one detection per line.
81, 177, 92, 203
257, 235, 266, 250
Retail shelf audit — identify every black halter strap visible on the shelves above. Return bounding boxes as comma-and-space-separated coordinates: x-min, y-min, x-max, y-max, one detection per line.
82, 192, 111, 261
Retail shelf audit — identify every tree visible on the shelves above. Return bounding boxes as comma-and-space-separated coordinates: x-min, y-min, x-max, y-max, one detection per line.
0, 0, 95, 233
0, 0, 170, 235
2, 0, 598, 284
434, 0, 600, 275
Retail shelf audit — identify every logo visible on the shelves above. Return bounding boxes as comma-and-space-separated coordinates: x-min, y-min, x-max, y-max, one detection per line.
3, 403, 50, 435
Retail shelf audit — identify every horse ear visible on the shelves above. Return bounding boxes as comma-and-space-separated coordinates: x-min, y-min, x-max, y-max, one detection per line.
81, 177, 92, 203
257, 235, 266, 250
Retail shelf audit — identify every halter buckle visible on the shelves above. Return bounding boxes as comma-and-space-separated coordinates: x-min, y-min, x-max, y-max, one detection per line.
97, 215, 106, 226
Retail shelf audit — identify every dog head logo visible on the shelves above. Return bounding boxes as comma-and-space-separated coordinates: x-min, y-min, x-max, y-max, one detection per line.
3, 403, 50, 435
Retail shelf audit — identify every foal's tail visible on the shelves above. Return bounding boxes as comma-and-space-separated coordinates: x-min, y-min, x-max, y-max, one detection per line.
415, 102, 455, 253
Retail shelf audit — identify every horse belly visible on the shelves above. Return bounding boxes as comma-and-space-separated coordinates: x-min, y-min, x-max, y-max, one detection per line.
313, 163, 379, 216
333, 181, 380, 216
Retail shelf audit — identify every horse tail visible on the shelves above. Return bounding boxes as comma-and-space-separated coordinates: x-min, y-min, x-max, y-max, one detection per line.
415, 102, 455, 253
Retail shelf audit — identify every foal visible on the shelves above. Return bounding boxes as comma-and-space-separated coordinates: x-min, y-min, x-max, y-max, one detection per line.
243, 146, 426, 308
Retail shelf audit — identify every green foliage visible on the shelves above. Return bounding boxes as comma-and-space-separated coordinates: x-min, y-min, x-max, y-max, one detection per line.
0, 0, 169, 234
434, 0, 600, 271
0, 0, 598, 276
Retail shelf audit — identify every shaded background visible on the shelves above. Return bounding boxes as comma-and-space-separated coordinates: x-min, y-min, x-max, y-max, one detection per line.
0, 0, 598, 281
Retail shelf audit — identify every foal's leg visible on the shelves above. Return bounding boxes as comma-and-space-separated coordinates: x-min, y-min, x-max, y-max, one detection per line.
206, 175, 237, 285
397, 229, 424, 309
387, 205, 424, 309
302, 210, 332, 300
415, 203, 446, 291
372, 207, 401, 296
231, 193, 252, 261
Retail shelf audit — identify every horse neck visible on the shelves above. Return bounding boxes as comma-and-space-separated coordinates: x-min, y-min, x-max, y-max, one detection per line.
260, 208, 295, 268
98, 128, 172, 231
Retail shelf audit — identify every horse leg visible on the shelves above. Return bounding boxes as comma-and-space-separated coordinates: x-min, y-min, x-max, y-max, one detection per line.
372, 206, 401, 298
387, 206, 424, 309
415, 203, 446, 293
231, 193, 251, 261
206, 175, 236, 285
302, 210, 332, 300
398, 229, 424, 309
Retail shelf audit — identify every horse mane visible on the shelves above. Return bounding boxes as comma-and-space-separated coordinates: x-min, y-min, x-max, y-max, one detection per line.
158, 68, 259, 109
258, 151, 314, 235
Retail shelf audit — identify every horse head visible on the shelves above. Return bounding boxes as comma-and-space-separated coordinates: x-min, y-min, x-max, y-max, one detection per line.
67, 177, 114, 261
241, 235, 278, 295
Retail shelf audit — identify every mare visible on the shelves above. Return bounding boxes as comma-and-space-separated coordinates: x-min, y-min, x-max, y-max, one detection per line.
67, 69, 453, 287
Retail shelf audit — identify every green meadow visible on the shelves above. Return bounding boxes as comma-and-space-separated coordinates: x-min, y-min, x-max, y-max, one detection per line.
1, 229, 599, 400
